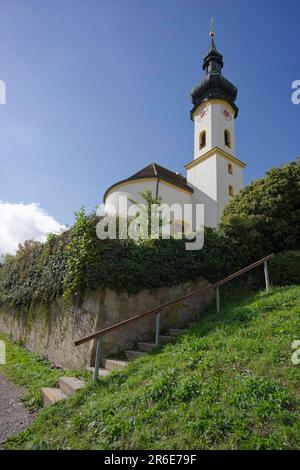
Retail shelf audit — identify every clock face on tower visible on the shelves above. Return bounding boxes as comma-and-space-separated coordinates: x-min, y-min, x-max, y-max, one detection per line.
221, 106, 232, 121
195, 107, 207, 122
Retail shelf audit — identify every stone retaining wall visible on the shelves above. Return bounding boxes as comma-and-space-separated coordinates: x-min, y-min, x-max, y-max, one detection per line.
0, 277, 213, 369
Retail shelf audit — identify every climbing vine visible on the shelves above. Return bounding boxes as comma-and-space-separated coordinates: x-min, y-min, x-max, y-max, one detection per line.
0, 207, 252, 309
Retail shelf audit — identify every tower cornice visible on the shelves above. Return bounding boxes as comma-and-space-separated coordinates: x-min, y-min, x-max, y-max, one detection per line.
185, 147, 246, 170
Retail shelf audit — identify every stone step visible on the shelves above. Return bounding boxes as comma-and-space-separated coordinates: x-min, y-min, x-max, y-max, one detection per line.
137, 342, 156, 352
42, 387, 68, 407
160, 335, 175, 344
125, 350, 146, 361
102, 358, 129, 371
86, 366, 111, 377
58, 376, 85, 397
169, 328, 187, 337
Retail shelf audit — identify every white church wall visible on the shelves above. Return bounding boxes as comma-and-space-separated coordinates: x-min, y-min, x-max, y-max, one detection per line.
187, 154, 218, 228
157, 181, 192, 207
105, 179, 192, 223
105, 180, 158, 215
191, 187, 218, 228
216, 156, 244, 221
187, 154, 217, 201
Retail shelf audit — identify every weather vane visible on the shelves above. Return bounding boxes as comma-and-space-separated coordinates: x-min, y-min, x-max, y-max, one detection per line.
210, 17, 215, 37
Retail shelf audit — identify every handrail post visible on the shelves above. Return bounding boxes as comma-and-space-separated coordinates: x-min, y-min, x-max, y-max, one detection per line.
155, 311, 161, 347
93, 336, 102, 383
216, 286, 220, 313
264, 260, 270, 292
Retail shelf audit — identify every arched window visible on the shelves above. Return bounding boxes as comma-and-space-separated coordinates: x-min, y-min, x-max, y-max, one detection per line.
199, 131, 206, 150
228, 163, 233, 175
224, 129, 231, 148
229, 185, 234, 197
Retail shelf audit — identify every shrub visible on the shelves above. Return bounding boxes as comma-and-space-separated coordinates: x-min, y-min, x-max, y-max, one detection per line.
221, 159, 300, 254
269, 251, 300, 286
0, 233, 69, 307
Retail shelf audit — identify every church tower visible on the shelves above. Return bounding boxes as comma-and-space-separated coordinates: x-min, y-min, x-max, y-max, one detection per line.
186, 27, 246, 227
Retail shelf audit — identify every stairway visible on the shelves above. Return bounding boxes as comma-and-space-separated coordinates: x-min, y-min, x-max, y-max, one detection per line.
42, 376, 85, 407
88, 324, 195, 379
41, 323, 197, 405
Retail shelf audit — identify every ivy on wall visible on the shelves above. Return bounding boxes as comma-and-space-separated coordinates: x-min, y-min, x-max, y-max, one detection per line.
0, 208, 250, 308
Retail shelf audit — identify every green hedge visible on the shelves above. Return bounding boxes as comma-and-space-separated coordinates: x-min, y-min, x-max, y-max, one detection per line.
269, 251, 300, 286
0, 209, 253, 308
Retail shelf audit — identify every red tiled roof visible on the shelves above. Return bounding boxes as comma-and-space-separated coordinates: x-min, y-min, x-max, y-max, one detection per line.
103, 162, 193, 201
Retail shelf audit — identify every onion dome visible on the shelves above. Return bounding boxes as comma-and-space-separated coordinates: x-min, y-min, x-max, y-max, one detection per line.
191, 31, 238, 119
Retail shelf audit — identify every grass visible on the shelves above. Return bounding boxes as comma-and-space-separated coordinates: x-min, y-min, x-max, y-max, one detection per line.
2, 285, 300, 450
0, 334, 86, 410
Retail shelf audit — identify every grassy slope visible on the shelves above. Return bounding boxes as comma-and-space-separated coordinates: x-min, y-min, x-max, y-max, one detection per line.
3, 285, 300, 450
0, 335, 64, 410
0, 335, 86, 410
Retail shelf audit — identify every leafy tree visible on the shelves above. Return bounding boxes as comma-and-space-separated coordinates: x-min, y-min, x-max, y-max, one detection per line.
221, 160, 300, 254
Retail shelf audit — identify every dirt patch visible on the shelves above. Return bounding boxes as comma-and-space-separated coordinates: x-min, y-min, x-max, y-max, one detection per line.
0, 372, 34, 446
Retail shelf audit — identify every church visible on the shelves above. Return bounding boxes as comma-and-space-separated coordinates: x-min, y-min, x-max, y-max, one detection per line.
103, 30, 246, 229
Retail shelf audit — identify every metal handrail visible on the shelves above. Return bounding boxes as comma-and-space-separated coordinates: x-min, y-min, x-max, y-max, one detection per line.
215, 253, 274, 287
74, 283, 213, 347
75, 253, 274, 381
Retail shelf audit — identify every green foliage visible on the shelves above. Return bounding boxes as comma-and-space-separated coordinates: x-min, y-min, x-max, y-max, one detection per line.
64, 220, 250, 295
0, 207, 253, 307
0, 233, 69, 307
221, 160, 300, 254
4, 285, 300, 450
269, 250, 300, 286
129, 190, 167, 239
63, 208, 100, 296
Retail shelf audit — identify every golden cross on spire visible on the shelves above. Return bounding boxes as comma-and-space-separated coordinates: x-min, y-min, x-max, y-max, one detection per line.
210, 17, 215, 37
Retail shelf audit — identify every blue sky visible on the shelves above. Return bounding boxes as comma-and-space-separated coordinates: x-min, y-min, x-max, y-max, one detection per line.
0, 0, 299, 231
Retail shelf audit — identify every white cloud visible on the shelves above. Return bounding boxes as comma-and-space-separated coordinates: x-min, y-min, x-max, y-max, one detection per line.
0, 201, 65, 255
